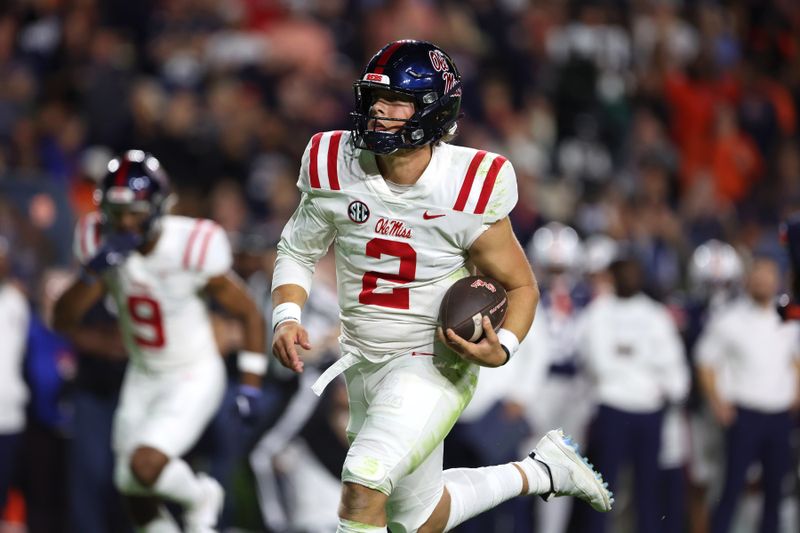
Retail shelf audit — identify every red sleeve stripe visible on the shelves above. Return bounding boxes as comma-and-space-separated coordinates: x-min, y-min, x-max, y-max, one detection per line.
326, 131, 343, 190
453, 150, 487, 211
308, 132, 324, 188
474, 155, 507, 215
182, 219, 205, 269
373, 42, 403, 74
195, 224, 216, 271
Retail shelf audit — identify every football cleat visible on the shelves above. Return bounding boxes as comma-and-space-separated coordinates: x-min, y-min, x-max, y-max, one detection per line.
184, 473, 224, 533
528, 428, 613, 512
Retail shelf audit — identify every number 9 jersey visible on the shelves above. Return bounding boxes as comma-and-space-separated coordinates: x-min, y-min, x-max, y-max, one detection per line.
74, 214, 233, 371
274, 130, 518, 363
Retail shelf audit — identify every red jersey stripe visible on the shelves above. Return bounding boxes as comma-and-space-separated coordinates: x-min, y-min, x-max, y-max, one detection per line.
373, 42, 403, 74
195, 224, 215, 271
182, 219, 205, 269
453, 151, 487, 211
326, 131, 343, 190
474, 155, 507, 215
309, 132, 324, 188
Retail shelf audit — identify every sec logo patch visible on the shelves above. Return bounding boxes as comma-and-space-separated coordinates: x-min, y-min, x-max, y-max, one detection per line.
348, 200, 370, 224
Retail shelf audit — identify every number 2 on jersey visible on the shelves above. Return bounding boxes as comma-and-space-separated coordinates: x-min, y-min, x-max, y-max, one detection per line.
359, 238, 416, 309
127, 295, 166, 348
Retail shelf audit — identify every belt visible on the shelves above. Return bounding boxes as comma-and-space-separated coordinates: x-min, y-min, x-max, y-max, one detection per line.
311, 353, 360, 396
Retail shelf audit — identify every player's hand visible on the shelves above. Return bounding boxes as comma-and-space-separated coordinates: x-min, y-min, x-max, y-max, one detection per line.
711, 398, 736, 427
272, 321, 310, 373
87, 232, 141, 273
437, 316, 507, 368
235, 384, 262, 424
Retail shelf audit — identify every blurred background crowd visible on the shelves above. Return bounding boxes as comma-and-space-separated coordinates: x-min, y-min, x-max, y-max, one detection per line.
2, 0, 800, 532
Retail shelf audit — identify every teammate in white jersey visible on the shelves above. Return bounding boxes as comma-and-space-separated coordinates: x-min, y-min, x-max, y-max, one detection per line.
53, 151, 267, 533
271, 40, 613, 533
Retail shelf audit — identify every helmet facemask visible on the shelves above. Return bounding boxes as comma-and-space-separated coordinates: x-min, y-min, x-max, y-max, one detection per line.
351, 80, 462, 155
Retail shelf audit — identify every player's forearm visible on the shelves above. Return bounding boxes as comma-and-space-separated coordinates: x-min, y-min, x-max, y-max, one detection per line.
697, 365, 722, 406
52, 279, 105, 336
69, 325, 126, 360
271, 283, 309, 308
206, 275, 264, 339
503, 282, 539, 342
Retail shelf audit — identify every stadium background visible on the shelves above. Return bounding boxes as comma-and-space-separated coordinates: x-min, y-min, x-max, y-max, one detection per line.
1, 0, 800, 532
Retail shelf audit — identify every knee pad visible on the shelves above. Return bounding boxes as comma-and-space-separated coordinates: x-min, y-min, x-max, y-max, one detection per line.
342, 454, 393, 496
114, 459, 150, 496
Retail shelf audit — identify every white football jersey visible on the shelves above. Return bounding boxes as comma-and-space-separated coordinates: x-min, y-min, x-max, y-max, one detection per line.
74, 214, 232, 371
276, 130, 518, 362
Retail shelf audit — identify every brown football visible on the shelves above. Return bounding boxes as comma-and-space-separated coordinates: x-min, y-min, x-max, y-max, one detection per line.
439, 275, 508, 342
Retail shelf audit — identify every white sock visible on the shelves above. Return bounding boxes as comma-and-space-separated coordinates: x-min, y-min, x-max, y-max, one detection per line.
515, 455, 554, 495
137, 506, 180, 533
443, 464, 523, 531
336, 517, 387, 532
151, 459, 203, 508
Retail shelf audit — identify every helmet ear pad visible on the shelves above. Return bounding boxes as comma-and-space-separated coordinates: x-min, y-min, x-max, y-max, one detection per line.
351, 40, 462, 154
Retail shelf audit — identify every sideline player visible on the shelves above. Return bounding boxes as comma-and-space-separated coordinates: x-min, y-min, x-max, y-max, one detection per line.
53, 151, 267, 533
270, 40, 613, 533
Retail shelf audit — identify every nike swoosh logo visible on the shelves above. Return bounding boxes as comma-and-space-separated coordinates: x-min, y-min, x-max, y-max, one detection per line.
423, 211, 446, 220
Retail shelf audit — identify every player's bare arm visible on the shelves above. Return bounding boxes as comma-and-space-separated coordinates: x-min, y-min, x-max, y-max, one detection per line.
271, 283, 311, 373
68, 322, 126, 360
53, 276, 108, 338
439, 217, 539, 367
53, 277, 125, 359
204, 272, 267, 387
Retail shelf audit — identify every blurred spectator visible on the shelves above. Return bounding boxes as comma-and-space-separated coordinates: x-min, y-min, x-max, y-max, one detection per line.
21, 268, 76, 533
709, 103, 763, 205
0, 235, 29, 516
696, 255, 800, 533
582, 233, 618, 298
525, 222, 593, 533
681, 239, 745, 533
577, 250, 690, 533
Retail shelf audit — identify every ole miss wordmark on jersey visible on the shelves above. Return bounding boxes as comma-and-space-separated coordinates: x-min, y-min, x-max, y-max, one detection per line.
73, 215, 232, 371
277, 130, 518, 362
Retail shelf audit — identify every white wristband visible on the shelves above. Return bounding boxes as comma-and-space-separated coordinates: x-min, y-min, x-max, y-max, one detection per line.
272, 302, 302, 332
238, 350, 268, 376
497, 328, 520, 363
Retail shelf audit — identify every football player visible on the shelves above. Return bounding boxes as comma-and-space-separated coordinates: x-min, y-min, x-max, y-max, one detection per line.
53, 151, 267, 533
270, 40, 613, 533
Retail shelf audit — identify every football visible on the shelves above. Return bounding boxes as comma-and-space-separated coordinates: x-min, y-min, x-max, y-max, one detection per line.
439, 275, 508, 342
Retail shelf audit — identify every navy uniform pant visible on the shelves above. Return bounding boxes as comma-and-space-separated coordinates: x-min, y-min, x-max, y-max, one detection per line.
711, 407, 792, 533
584, 404, 664, 533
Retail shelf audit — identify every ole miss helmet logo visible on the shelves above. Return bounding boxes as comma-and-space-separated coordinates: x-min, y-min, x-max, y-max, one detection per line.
348, 200, 370, 223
